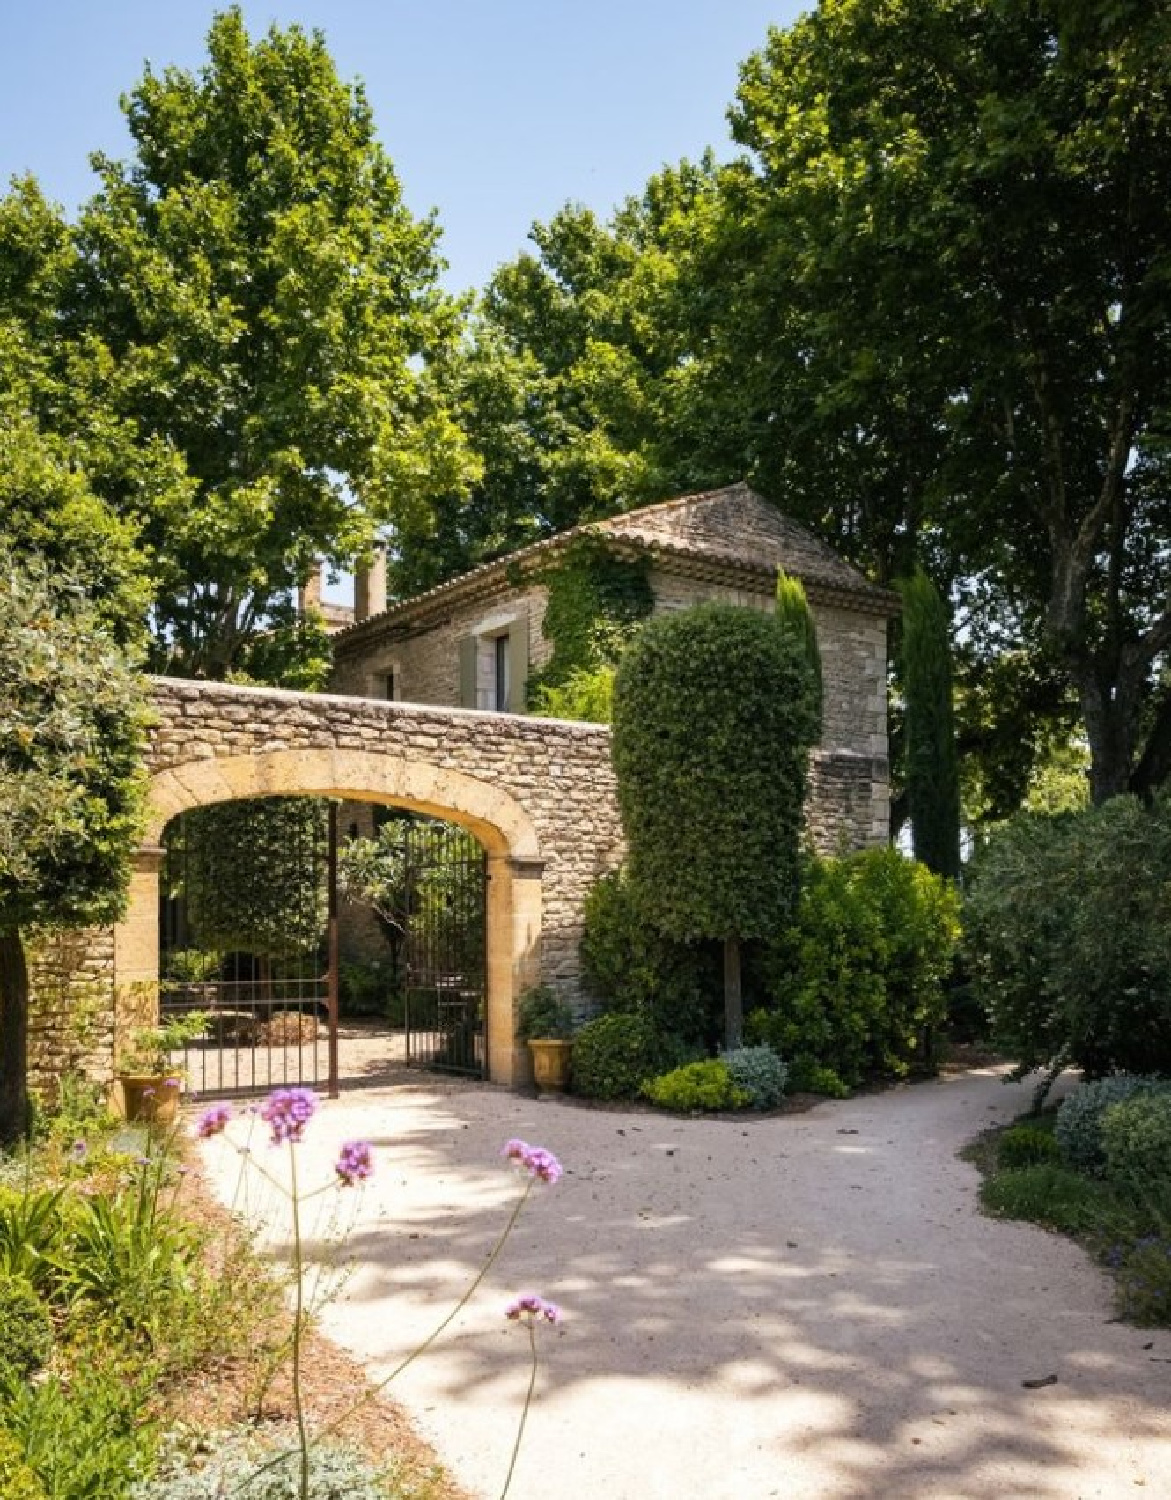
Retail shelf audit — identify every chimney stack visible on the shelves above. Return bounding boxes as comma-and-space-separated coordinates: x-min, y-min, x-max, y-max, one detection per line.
354, 545, 388, 623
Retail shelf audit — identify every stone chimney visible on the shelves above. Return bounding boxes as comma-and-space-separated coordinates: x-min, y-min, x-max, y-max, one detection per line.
297, 559, 324, 616
354, 545, 388, 623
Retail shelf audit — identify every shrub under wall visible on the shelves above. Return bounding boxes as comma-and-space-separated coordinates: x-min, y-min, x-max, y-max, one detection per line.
748, 846, 960, 1091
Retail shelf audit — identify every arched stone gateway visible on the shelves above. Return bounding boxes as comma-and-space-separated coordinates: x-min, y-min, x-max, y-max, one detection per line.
28, 673, 888, 1100
111, 678, 625, 1088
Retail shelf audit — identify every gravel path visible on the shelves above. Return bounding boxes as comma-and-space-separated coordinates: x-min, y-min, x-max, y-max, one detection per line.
200, 1066, 1171, 1499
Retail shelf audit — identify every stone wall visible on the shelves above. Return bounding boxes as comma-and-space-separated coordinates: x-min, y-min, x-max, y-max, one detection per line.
27, 928, 116, 1097
28, 657, 887, 1099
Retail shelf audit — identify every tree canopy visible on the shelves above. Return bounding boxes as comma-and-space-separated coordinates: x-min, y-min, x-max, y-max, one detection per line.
0, 8, 475, 684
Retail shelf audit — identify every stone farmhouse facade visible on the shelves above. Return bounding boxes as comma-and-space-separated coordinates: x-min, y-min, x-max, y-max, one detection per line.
331, 483, 898, 853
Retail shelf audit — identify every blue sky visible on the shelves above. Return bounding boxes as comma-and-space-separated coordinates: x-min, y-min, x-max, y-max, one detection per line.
0, 1, 804, 294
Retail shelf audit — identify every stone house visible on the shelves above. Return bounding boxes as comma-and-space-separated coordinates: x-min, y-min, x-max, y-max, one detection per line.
331, 482, 898, 851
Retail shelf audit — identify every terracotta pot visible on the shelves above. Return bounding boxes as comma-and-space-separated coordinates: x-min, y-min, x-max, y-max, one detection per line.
528, 1039, 572, 1095
117, 1074, 182, 1127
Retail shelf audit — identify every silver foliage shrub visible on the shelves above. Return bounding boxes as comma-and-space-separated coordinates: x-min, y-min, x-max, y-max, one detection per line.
722, 1045, 788, 1110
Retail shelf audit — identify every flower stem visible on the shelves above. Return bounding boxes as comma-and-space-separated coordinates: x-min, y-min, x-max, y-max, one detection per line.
288, 1142, 310, 1500
499, 1319, 539, 1500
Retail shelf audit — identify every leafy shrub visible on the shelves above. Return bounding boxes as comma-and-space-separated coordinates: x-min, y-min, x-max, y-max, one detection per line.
530, 664, 616, 723
1113, 1236, 1171, 1327
749, 847, 959, 1088
1055, 1076, 1171, 1175
997, 1124, 1062, 1170
338, 959, 401, 1023
1, 1365, 155, 1499
580, 868, 720, 1047
1102, 1094, 1171, 1187
963, 795, 1171, 1078
0, 1187, 66, 1291
612, 603, 818, 948
571, 1014, 661, 1100
0, 1430, 46, 1500
58, 1176, 200, 1346
979, 1164, 1132, 1236
515, 985, 574, 1041
642, 1060, 749, 1112
0, 1275, 53, 1383
133, 1425, 397, 1499
722, 1046, 787, 1109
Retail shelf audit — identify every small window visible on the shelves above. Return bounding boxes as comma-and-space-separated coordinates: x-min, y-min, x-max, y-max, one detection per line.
494, 634, 510, 712
383, 670, 396, 701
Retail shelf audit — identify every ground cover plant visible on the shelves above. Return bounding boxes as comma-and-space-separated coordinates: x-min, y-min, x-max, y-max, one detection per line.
970, 1077, 1171, 1328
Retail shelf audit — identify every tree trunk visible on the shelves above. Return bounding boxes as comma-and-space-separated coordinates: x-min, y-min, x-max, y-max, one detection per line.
0, 926, 30, 1146
1078, 666, 1140, 804
724, 935, 743, 1052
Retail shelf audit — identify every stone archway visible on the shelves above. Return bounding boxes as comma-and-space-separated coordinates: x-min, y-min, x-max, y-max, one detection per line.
114, 748, 545, 1086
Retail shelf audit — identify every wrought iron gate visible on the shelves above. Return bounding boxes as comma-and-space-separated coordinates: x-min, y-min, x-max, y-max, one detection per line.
400, 820, 487, 1077
158, 798, 486, 1097
159, 798, 339, 1099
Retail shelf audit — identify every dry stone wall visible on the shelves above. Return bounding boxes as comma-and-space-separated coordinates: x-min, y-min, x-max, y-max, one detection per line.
29, 664, 888, 1097
147, 679, 625, 995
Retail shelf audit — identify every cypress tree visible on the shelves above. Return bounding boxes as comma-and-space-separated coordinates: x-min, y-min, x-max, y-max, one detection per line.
775, 569, 823, 728
898, 569, 961, 879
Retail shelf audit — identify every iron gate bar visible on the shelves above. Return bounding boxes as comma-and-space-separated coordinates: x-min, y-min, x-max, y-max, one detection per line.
327, 801, 339, 1099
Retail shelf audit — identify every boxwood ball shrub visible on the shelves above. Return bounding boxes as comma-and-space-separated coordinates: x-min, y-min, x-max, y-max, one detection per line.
642, 1059, 749, 1113
1055, 1075, 1171, 1175
571, 1013, 661, 1100
0, 1274, 52, 1384
722, 1046, 788, 1109
1101, 1093, 1171, 1186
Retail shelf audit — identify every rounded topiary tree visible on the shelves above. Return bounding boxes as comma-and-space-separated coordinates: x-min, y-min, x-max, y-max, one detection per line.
612, 603, 819, 1049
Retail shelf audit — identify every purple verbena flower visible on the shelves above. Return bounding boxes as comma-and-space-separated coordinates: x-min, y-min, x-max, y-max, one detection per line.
335, 1139, 374, 1186
196, 1103, 233, 1139
70, 1139, 87, 1162
260, 1086, 317, 1145
501, 1138, 563, 1184
505, 1293, 563, 1325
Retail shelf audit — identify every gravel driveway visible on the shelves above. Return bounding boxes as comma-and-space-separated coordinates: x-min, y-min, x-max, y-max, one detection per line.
200, 1065, 1171, 1499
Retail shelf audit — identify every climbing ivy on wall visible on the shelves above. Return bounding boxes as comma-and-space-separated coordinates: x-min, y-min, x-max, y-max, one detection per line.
525, 536, 654, 710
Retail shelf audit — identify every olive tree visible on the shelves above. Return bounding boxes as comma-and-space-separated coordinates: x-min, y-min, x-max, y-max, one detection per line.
612, 603, 819, 1048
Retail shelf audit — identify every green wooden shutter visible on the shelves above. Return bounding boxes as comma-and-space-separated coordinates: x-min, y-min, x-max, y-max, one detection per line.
507, 620, 529, 713
458, 635, 477, 707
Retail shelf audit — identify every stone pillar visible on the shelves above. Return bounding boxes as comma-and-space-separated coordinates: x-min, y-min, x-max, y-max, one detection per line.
485, 853, 543, 1087
111, 845, 166, 1055
354, 546, 388, 623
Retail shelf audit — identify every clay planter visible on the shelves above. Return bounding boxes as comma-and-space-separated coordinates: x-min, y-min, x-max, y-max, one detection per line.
117, 1074, 182, 1127
528, 1039, 573, 1095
